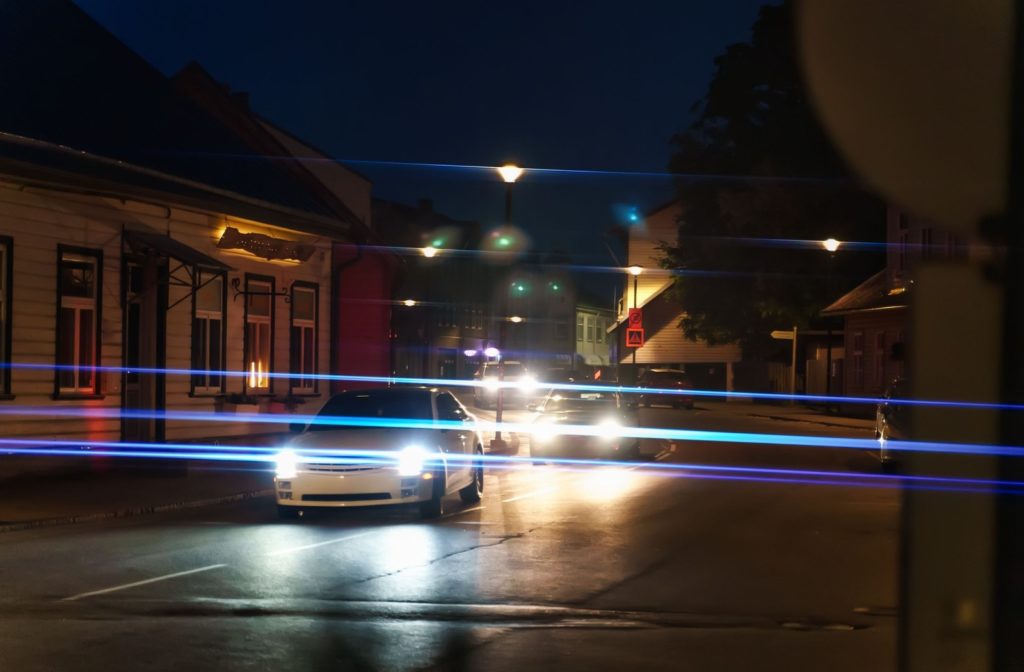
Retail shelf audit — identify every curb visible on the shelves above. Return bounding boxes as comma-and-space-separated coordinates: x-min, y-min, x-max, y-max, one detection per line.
0, 488, 274, 535
746, 413, 874, 432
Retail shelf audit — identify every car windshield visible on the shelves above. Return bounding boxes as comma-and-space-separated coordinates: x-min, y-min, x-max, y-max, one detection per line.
483, 363, 524, 378
311, 390, 432, 430
545, 390, 617, 412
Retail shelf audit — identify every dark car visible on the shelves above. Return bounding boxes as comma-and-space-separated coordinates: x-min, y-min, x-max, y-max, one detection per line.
637, 369, 695, 409
875, 377, 909, 470
528, 386, 639, 463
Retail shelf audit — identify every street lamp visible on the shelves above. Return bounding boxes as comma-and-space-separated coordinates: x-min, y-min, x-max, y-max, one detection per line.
509, 315, 523, 323
421, 246, 438, 258
403, 298, 417, 307
492, 163, 524, 453
822, 239, 842, 411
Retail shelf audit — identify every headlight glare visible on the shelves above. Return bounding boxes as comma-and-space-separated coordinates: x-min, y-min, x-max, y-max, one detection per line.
398, 444, 428, 476
518, 375, 538, 392
598, 417, 623, 438
275, 449, 298, 479
533, 421, 559, 443
483, 378, 500, 392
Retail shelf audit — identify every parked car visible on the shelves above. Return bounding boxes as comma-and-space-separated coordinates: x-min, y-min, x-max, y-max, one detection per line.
528, 385, 640, 463
473, 360, 537, 409
637, 368, 695, 409
275, 388, 484, 519
875, 377, 909, 470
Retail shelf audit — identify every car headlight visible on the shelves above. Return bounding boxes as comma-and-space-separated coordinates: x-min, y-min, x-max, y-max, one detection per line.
598, 417, 622, 439
518, 375, 538, 392
275, 449, 299, 479
483, 378, 500, 392
397, 444, 428, 476
533, 421, 559, 443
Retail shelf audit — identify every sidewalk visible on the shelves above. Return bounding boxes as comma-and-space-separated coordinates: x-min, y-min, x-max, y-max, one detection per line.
717, 401, 876, 432
0, 433, 286, 533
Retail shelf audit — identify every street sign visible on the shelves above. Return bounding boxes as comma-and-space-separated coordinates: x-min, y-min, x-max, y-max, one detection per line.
770, 329, 795, 340
626, 328, 644, 348
628, 308, 643, 329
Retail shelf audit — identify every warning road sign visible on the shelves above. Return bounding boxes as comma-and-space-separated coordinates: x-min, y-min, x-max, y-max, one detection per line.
628, 308, 643, 329
626, 328, 644, 348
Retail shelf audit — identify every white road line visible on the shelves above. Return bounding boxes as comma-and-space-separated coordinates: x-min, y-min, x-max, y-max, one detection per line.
501, 486, 558, 503
266, 530, 376, 557
62, 564, 227, 602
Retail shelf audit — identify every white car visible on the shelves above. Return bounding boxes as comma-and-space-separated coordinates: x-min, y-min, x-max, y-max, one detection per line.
274, 388, 485, 519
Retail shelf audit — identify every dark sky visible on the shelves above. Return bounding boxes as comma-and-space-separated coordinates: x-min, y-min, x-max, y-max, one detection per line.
73, 0, 766, 274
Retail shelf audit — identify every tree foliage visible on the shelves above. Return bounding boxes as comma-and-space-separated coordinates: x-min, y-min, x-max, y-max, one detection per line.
660, 1, 883, 358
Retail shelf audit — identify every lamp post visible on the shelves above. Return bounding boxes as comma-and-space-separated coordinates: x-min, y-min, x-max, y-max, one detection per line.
628, 265, 643, 382
491, 164, 523, 453
821, 238, 842, 412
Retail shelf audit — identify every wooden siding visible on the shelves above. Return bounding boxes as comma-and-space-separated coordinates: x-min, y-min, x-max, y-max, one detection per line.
842, 309, 907, 399
0, 178, 332, 448
617, 201, 741, 366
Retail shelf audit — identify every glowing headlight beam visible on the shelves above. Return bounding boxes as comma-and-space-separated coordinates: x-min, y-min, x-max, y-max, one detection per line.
3, 405, 1024, 461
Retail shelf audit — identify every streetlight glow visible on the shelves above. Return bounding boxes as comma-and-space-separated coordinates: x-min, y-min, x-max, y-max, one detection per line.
822, 238, 841, 253
484, 347, 500, 358
403, 299, 417, 307
422, 246, 438, 258
628, 265, 643, 276
463, 349, 478, 357
509, 315, 523, 323
497, 164, 523, 184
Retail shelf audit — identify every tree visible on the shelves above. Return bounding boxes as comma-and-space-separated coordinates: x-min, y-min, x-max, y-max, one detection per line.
660, 1, 883, 358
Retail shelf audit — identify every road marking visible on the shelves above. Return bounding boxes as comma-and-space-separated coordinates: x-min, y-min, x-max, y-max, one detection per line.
502, 486, 557, 503
266, 530, 376, 557
62, 564, 227, 601
445, 505, 485, 517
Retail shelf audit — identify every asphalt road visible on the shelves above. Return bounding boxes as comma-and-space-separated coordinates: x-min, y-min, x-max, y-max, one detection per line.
0, 403, 898, 671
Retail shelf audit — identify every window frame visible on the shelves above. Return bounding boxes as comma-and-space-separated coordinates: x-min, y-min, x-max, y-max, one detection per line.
54, 245, 103, 399
289, 281, 319, 396
0, 235, 12, 398
190, 268, 228, 396
576, 314, 584, 342
243, 273, 275, 395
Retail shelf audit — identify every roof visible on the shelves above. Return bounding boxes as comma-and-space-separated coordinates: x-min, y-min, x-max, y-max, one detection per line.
124, 228, 230, 270
0, 0, 347, 232
821, 270, 908, 316
0, 132, 352, 239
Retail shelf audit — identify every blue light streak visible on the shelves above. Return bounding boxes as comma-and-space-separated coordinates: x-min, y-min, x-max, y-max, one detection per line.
3, 361, 1022, 412
2, 438, 1023, 496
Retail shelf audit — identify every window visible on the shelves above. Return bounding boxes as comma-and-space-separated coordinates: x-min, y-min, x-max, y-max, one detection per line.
874, 332, 887, 387
586, 315, 595, 342
596, 318, 605, 344
192, 270, 225, 394
0, 236, 11, 396
56, 247, 102, 395
435, 392, 468, 422
553, 320, 568, 341
851, 331, 864, 389
244, 275, 274, 393
921, 228, 933, 261
290, 282, 318, 394
576, 314, 584, 342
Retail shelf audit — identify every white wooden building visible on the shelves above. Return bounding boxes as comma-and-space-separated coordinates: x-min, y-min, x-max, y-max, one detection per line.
0, 135, 346, 467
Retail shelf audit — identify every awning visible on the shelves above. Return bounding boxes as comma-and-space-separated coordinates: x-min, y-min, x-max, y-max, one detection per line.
124, 229, 231, 270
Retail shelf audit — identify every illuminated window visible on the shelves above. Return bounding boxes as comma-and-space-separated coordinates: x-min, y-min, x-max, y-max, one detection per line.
245, 275, 274, 393
192, 270, 225, 394
290, 282, 318, 394
0, 236, 10, 396
56, 247, 101, 395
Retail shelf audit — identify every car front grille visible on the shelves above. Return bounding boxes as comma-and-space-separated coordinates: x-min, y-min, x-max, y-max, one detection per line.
305, 464, 381, 473
301, 492, 392, 502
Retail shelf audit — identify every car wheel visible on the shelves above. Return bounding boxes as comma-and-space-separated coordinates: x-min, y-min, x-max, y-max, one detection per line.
419, 473, 446, 519
277, 505, 302, 520
459, 449, 484, 504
